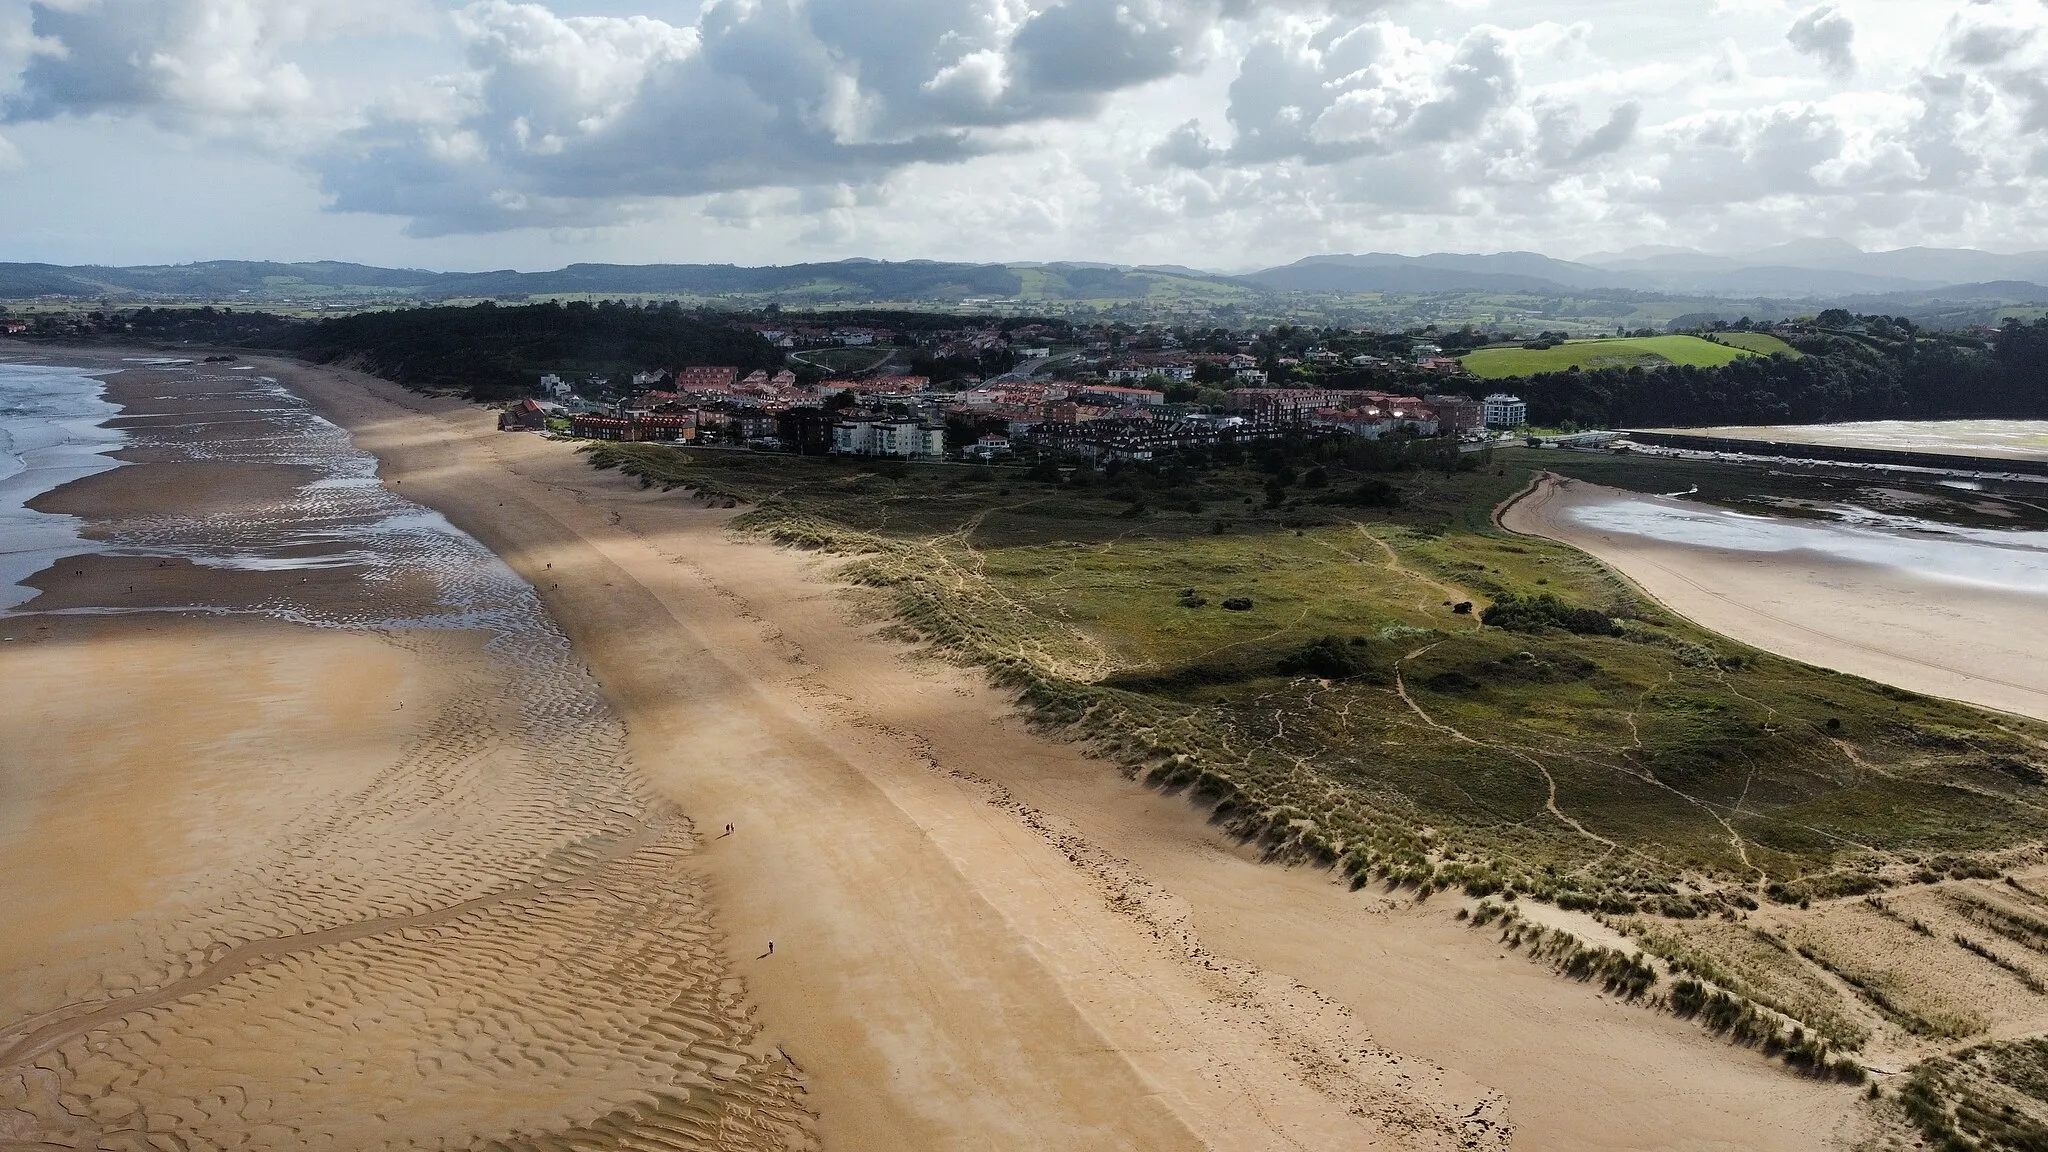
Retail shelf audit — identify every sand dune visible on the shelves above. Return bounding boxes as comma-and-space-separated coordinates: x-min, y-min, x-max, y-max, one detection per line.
275, 359, 1863, 1150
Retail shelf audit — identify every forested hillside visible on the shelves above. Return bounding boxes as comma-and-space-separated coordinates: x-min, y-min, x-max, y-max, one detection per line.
1509, 316, 2048, 427
285, 300, 781, 400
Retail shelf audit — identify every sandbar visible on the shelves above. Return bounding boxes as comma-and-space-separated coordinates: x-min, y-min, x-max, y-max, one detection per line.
1502, 472, 2048, 724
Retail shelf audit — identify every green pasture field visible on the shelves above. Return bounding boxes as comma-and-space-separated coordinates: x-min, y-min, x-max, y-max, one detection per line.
582, 440, 2048, 922
1709, 331, 1801, 357
1462, 335, 1758, 379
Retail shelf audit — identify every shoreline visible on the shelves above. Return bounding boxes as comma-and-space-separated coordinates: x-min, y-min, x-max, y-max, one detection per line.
1502, 471, 2048, 725
265, 354, 1862, 1149
0, 351, 811, 1150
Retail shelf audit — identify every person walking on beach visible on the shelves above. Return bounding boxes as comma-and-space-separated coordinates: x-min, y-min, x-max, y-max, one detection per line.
767, 941, 774, 956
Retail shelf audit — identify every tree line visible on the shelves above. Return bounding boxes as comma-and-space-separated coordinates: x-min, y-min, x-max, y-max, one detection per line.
285, 300, 784, 401
1509, 316, 2048, 427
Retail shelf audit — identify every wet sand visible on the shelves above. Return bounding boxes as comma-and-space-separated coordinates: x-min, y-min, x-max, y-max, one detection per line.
0, 355, 809, 1150
267, 357, 1865, 1150
1503, 473, 2048, 724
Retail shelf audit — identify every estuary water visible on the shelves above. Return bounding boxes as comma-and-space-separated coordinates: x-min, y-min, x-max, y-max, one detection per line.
1568, 495, 2048, 597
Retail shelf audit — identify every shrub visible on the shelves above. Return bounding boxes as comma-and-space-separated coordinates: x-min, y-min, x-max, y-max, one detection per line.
1315, 479, 1402, 508
1481, 592, 1621, 636
1222, 597, 1254, 611
1277, 635, 1373, 680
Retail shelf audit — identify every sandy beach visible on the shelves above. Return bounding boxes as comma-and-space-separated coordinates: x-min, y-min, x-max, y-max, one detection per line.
1502, 472, 2048, 725
0, 348, 1884, 1150
0, 353, 809, 1150
260, 356, 1862, 1150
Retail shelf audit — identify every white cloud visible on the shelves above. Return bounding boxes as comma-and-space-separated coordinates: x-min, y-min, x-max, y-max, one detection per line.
3, 0, 2048, 262
4, 0, 422, 141
1786, 4, 1856, 78
310, 0, 1247, 233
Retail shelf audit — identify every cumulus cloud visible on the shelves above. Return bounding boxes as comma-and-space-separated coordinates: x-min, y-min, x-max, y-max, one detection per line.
7, 0, 2048, 257
1786, 5, 1855, 78
1206, 18, 1645, 173
317, 0, 1232, 233
5, 0, 418, 135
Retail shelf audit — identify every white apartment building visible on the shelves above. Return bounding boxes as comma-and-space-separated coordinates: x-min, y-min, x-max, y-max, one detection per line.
1482, 393, 1528, 429
830, 419, 948, 459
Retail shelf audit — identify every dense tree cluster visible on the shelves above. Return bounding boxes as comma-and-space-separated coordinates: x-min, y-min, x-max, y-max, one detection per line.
285, 300, 782, 401
1509, 316, 2048, 427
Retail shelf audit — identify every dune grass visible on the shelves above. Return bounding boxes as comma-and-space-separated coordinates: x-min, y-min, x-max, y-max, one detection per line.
584, 441, 2048, 922
582, 438, 2048, 1125
1462, 335, 1757, 379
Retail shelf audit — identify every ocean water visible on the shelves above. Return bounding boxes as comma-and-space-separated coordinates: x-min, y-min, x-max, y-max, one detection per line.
0, 362, 128, 609
1569, 496, 2048, 597
0, 361, 545, 644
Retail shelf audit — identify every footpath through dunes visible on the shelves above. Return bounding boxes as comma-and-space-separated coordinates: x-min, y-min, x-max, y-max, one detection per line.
275, 357, 1866, 1152
0, 356, 810, 1152
1500, 472, 2048, 725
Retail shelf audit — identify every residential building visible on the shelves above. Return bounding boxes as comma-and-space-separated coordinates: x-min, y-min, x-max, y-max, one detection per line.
1226, 388, 1349, 416
1022, 418, 1291, 462
570, 413, 696, 442
1482, 393, 1528, 429
1076, 383, 1166, 407
676, 365, 738, 392
499, 398, 549, 432
964, 435, 1014, 461
1425, 395, 1484, 434
776, 407, 835, 455
831, 418, 947, 459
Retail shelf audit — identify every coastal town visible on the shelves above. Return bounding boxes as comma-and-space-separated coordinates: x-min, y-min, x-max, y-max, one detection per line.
512, 317, 1529, 460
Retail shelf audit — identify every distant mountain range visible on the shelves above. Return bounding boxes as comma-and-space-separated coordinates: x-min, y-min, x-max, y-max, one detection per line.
4, 243, 2047, 312
1243, 244, 2048, 297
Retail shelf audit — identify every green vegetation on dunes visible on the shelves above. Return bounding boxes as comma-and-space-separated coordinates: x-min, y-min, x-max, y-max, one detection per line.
582, 441, 2048, 921
1462, 335, 1758, 379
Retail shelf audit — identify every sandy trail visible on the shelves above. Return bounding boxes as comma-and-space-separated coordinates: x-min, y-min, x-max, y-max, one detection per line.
1501, 473, 2048, 725
278, 359, 1863, 1151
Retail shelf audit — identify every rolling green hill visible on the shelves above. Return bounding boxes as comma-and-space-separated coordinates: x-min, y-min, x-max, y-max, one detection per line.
1462, 335, 1758, 379
1710, 331, 1801, 357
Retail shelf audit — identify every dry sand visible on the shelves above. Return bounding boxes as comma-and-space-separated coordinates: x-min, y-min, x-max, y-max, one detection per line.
259, 357, 1866, 1151
1502, 473, 2048, 724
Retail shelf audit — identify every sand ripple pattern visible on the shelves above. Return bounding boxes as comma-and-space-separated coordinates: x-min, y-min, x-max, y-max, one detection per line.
0, 370, 812, 1151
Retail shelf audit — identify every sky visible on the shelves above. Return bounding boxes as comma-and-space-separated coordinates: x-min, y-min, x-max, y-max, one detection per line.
1, 0, 2045, 271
